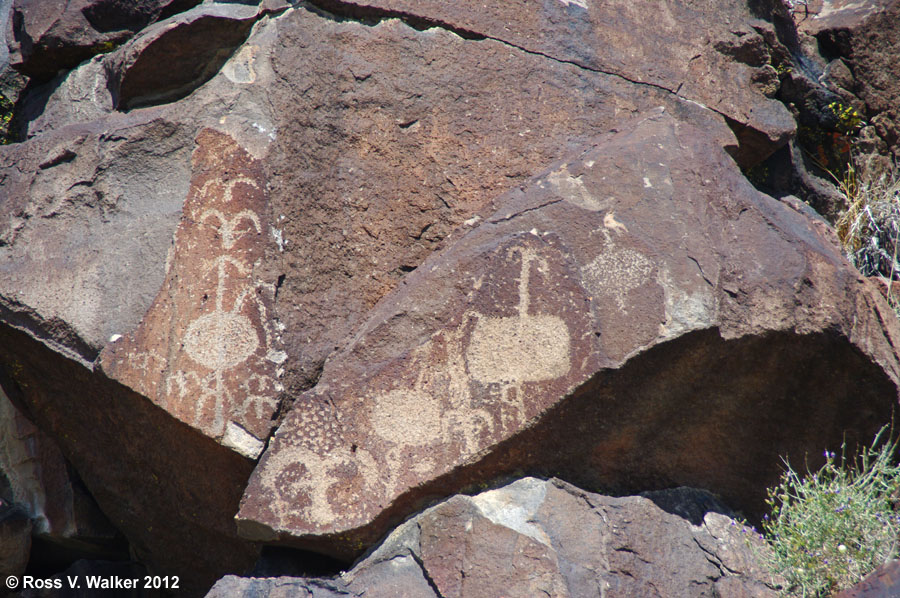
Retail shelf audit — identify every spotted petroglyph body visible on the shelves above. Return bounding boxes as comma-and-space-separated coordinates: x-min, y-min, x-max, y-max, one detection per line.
101, 129, 282, 457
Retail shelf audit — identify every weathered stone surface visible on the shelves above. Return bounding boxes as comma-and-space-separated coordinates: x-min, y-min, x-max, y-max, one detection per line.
259, 6, 734, 389
0, 15, 282, 593
6, 0, 201, 81
0, 325, 259, 595
835, 560, 900, 598
16, 55, 114, 140
0, 113, 192, 364
800, 0, 900, 162
220, 477, 781, 597
306, 0, 794, 167
0, 387, 121, 561
102, 128, 283, 457
0, 497, 30, 581
238, 109, 900, 557
105, 3, 260, 110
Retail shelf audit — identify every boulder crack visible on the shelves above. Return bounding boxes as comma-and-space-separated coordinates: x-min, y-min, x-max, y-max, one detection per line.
298, 0, 732, 122
408, 546, 446, 598
488, 198, 565, 224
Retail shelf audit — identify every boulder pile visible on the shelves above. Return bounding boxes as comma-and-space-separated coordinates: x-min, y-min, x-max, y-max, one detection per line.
1, 0, 899, 595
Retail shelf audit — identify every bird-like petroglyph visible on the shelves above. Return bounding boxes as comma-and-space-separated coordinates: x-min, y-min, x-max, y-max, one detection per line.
101, 129, 282, 455
582, 218, 654, 312
250, 238, 578, 532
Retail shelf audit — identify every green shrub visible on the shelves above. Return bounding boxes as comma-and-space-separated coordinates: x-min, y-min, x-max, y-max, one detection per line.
758, 427, 900, 597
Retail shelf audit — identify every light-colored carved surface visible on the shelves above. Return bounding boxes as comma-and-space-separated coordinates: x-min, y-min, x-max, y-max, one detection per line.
101, 129, 281, 456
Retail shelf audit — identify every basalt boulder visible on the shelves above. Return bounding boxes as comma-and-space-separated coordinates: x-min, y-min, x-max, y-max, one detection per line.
104, 2, 261, 110
302, 0, 795, 168
238, 109, 900, 558
800, 0, 900, 163
6, 0, 201, 81
216, 477, 781, 598
0, 0, 895, 595
0, 388, 124, 570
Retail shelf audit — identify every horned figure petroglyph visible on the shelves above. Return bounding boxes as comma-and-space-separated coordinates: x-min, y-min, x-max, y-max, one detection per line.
371, 243, 572, 486
464, 245, 571, 432
176, 176, 274, 435
258, 241, 574, 531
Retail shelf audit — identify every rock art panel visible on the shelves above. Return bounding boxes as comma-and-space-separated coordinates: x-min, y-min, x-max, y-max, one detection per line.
239, 109, 900, 559
262, 7, 737, 389
102, 128, 281, 457
240, 234, 597, 540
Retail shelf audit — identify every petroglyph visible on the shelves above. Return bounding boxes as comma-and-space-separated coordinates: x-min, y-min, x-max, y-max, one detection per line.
547, 164, 605, 211
603, 212, 628, 234
466, 248, 571, 385
181, 203, 265, 433
257, 401, 382, 530
370, 389, 442, 446
100, 129, 282, 455
223, 44, 259, 84
582, 237, 653, 311
243, 236, 593, 535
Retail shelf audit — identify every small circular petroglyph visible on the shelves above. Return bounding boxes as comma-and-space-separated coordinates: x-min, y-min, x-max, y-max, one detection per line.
371, 390, 442, 445
184, 312, 259, 369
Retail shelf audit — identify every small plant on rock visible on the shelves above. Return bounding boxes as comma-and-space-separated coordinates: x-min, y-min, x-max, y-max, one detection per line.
758, 426, 900, 597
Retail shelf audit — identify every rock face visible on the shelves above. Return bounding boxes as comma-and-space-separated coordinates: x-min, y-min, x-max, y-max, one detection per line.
238, 108, 899, 557
0, 498, 30, 581
0, 388, 121, 564
257, 5, 746, 389
102, 127, 282, 457
105, 3, 260, 110
6, 0, 200, 81
835, 560, 900, 598
215, 477, 781, 598
800, 0, 900, 163
0, 0, 899, 595
308, 0, 794, 168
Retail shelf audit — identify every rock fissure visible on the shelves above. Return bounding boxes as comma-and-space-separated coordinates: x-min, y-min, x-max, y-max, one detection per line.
691, 537, 730, 577
297, 0, 732, 124
407, 547, 446, 598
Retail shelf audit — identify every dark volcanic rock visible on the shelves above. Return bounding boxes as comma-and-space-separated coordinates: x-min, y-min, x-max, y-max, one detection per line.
260, 6, 736, 388
0, 498, 30, 581
800, 0, 900, 162
105, 3, 260, 110
1, 388, 122, 566
0, 113, 193, 361
306, 0, 794, 168
101, 128, 283, 457
238, 109, 900, 558
218, 477, 781, 598
0, 16, 282, 593
0, 323, 259, 595
6, 0, 201, 81
835, 560, 900, 598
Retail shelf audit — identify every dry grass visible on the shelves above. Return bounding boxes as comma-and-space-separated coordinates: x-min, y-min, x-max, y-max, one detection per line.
835, 160, 900, 310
